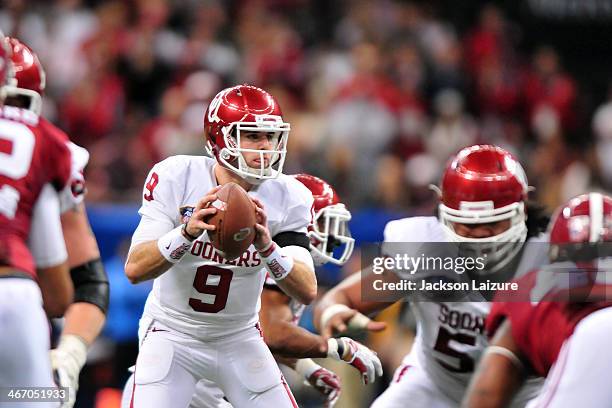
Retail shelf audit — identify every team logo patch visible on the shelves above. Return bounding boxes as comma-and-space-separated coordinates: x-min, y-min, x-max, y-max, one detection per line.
179, 206, 195, 224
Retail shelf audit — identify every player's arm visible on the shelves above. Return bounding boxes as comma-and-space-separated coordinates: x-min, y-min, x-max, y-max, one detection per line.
261, 286, 382, 385
314, 266, 396, 338
252, 197, 317, 304
125, 187, 220, 283
38, 262, 73, 317
30, 184, 74, 317
260, 287, 328, 356
47, 202, 110, 408
462, 319, 528, 408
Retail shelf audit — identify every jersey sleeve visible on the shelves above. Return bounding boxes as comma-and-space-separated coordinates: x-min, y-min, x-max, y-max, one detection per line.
129, 158, 183, 252
59, 142, 89, 213
46, 133, 72, 193
138, 157, 183, 225
28, 184, 68, 268
277, 178, 314, 235
486, 271, 538, 339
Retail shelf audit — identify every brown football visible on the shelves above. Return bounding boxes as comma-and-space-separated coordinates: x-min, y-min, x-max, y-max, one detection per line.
206, 182, 257, 260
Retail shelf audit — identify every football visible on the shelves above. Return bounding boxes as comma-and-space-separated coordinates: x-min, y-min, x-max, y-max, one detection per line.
206, 182, 257, 260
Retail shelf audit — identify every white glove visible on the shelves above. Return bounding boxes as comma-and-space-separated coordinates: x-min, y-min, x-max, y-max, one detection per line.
296, 359, 341, 407
327, 337, 383, 385
50, 335, 88, 408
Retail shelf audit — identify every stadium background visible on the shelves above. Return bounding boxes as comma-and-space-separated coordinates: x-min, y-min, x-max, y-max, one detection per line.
4, 0, 612, 406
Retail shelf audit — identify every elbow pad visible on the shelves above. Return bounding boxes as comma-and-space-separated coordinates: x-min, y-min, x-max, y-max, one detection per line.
70, 258, 109, 314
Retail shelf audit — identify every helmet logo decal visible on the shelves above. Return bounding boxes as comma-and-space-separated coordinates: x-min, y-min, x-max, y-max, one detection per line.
207, 92, 223, 124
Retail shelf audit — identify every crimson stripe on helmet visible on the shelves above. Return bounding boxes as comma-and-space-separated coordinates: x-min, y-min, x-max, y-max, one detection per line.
589, 193, 604, 243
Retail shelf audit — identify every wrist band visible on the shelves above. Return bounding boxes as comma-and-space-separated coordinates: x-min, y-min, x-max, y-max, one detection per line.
295, 358, 321, 379
260, 242, 294, 281
484, 346, 524, 371
326, 338, 340, 360
181, 223, 199, 241
320, 304, 352, 333
158, 225, 194, 263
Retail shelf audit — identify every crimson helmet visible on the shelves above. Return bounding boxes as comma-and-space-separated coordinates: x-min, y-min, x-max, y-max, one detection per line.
204, 84, 290, 184
4, 37, 45, 115
0, 33, 12, 95
293, 174, 354, 266
437, 145, 529, 272
549, 193, 612, 263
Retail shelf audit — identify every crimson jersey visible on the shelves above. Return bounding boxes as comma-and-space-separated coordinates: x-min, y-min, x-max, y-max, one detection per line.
0, 106, 71, 277
487, 268, 612, 377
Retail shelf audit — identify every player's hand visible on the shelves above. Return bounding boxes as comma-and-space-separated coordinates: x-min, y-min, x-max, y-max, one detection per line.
327, 337, 383, 385
306, 367, 341, 407
320, 305, 387, 338
50, 335, 88, 408
185, 186, 221, 238
251, 197, 272, 251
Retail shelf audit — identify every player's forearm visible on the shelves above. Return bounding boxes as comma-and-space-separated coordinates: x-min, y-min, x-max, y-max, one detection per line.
275, 260, 317, 305
38, 262, 74, 318
125, 241, 172, 283
275, 355, 298, 370
462, 354, 523, 408
463, 321, 527, 408
314, 271, 389, 331
264, 319, 328, 358
61, 204, 101, 267
62, 303, 106, 345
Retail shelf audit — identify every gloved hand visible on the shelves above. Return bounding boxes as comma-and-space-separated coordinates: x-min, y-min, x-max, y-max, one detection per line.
50, 335, 88, 408
327, 337, 383, 385
306, 367, 341, 407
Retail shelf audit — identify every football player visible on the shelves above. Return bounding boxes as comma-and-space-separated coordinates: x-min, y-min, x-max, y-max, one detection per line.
4, 37, 110, 408
121, 172, 380, 407
256, 173, 375, 407
314, 144, 549, 407
464, 192, 612, 408
0, 33, 75, 403
125, 84, 319, 407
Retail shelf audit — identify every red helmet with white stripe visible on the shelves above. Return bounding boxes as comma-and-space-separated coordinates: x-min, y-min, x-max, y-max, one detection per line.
4, 37, 45, 114
292, 173, 354, 266
549, 193, 612, 262
204, 84, 290, 184
438, 145, 529, 272
0, 32, 12, 95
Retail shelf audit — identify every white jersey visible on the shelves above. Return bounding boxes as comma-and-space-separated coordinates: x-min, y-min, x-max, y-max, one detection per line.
29, 141, 88, 268
58, 141, 89, 213
383, 216, 547, 403
130, 155, 313, 339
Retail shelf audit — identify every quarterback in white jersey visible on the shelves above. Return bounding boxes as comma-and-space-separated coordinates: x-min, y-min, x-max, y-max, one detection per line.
315, 145, 549, 407
124, 85, 318, 408
120, 173, 381, 408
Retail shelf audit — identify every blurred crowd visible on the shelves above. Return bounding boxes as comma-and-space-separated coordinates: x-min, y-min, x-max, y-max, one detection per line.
4, 1, 612, 406
3, 0, 610, 215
